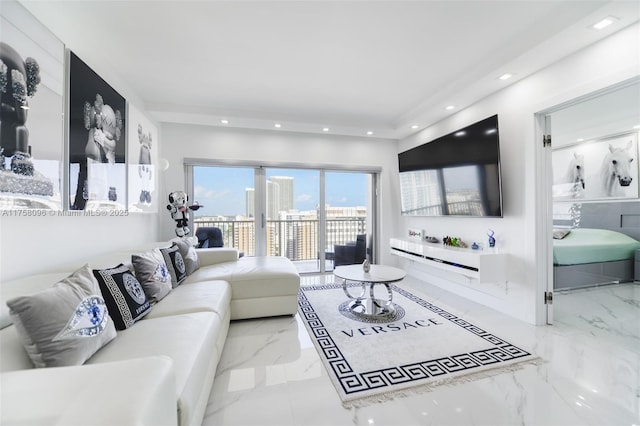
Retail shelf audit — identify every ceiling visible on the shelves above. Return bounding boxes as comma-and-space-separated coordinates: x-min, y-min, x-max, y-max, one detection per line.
18, 0, 640, 140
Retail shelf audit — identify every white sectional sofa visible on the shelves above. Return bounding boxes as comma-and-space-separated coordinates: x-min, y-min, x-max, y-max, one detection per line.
0, 239, 300, 426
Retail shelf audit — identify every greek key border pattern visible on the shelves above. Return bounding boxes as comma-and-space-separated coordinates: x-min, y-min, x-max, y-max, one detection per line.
298, 284, 532, 396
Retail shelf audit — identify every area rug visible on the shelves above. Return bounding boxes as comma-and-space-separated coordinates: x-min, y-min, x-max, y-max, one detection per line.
298, 283, 539, 406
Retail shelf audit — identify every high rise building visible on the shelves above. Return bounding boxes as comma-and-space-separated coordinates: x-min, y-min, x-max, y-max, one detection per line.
245, 188, 255, 218
266, 180, 280, 219
269, 176, 294, 213
278, 210, 318, 261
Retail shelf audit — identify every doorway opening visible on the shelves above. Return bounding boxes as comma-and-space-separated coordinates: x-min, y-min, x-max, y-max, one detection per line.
537, 77, 640, 325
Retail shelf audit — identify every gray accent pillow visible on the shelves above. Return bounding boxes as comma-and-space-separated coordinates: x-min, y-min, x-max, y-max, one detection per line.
159, 244, 187, 287
174, 239, 200, 275
132, 249, 172, 303
6, 265, 117, 368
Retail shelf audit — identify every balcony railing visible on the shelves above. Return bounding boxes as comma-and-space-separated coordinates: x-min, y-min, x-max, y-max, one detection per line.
193, 218, 366, 264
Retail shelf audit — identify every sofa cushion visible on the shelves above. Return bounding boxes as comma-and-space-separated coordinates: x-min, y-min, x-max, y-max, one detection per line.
131, 249, 172, 303
195, 248, 239, 267
227, 256, 300, 299
86, 312, 220, 426
145, 280, 231, 321
174, 239, 200, 275
160, 244, 188, 287
5, 265, 117, 368
1, 357, 177, 426
93, 264, 152, 330
0, 326, 34, 372
183, 260, 235, 284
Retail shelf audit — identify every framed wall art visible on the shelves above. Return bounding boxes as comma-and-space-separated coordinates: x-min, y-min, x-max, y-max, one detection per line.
127, 104, 158, 213
553, 132, 638, 201
68, 51, 127, 211
0, 0, 64, 210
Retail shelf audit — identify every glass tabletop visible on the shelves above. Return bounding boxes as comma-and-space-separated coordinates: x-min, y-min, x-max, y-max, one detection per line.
333, 264, 406, 283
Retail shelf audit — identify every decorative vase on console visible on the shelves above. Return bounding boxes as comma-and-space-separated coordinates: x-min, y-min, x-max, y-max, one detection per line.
488, 229, 496, 248
362, 258, 371, 273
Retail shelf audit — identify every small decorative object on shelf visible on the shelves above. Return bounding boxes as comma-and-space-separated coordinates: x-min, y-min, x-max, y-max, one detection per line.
362, 258, 371, 273
425, 236, 439, 243
443, 236, 466, 248
408, 228, 422, 240
471, 242, 480, 250
488, 229, 496, 248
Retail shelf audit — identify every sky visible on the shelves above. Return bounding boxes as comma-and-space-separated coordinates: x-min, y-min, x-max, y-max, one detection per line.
193, 166, 368, 217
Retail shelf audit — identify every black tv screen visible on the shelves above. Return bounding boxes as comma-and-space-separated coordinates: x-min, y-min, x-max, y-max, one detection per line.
398, 115, 503, 217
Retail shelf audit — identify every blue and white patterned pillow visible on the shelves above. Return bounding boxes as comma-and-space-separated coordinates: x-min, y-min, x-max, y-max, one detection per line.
132, 249, 172, 303
7, 265, 117, 368
173, 238, 200, 275
93, 264, 152, 330
159, 243, 187, 287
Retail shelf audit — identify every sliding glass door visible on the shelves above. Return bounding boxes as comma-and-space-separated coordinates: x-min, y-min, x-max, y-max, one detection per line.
189, 162, 377, 274
264, 168, 320, 271
324, 171, 371, 271
191, 166, 257, 255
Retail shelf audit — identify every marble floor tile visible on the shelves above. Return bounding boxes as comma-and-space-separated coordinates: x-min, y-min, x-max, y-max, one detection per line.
203, 276, 640, 426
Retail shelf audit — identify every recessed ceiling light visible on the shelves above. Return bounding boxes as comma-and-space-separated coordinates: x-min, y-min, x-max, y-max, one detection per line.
274, 123, 282, 128
454, 131, 466, 137
485, 128, 497, 135
445, 105, 456, 111
322, 127, 330, 132
366, 131, 373, 136
411, 125, 419, 129
498, 73, 513, 80
591, 16, 617, 30
220, 119, 229, 124
577, 138, 585, 142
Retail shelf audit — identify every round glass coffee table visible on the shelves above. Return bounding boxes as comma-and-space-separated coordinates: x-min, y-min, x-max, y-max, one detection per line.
334, 264, 406, 319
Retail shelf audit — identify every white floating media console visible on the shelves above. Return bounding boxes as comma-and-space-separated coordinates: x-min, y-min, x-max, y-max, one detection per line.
390, 238, 507, 283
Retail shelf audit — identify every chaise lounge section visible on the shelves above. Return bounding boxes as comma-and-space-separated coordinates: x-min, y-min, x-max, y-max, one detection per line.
0, 239, 300, 426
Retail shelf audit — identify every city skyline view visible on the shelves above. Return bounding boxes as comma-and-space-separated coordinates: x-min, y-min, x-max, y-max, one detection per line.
193, 166, 369, 217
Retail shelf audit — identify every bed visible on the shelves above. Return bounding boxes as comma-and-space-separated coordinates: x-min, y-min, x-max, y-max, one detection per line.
553, 228, 640, 290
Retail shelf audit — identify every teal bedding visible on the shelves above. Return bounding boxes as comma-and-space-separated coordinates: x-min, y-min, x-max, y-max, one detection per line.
553, 228, 640, 265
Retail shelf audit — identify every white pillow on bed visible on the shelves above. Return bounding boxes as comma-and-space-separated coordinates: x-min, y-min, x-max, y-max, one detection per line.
553, 229, 571, 240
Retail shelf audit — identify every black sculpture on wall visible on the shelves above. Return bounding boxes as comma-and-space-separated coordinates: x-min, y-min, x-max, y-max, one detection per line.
0, 41, 41, 176
0, 41, 53, 200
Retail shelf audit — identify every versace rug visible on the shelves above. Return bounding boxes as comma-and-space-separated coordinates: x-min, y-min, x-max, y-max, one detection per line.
298, 283, 539, 406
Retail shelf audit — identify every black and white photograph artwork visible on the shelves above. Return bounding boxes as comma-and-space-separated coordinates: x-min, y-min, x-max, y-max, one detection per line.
127, 104, 158, 213
68, 51, 126, 211
553, 133, 638, 201
0, 4, 64, 210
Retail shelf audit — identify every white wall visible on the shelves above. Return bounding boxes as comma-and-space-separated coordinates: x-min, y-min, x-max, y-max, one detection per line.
0, 1, 160, 282
396, 23, 640, 325
158, 124, 399, 258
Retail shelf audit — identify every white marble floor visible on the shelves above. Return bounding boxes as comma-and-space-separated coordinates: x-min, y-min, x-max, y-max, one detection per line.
203, 276, 640, 426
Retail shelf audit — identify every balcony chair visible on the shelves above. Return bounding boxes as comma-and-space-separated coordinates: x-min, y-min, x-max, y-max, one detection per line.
195, 227, 223, 248
334, 234, 367, 267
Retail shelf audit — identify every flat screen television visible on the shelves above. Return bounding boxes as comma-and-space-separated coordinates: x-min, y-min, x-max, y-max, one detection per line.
398, 114, 503, 217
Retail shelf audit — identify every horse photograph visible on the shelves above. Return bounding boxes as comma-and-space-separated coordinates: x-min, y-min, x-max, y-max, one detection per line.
552, 150, 585, 199
553, 133, 638, 201
598, 140, 635, 197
